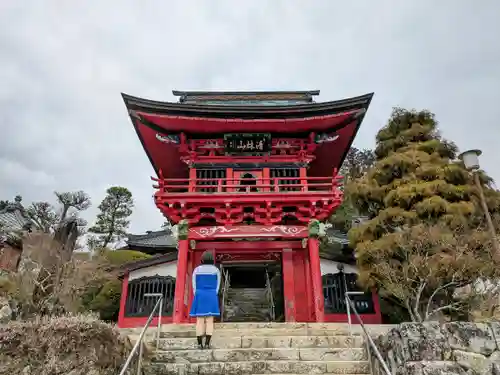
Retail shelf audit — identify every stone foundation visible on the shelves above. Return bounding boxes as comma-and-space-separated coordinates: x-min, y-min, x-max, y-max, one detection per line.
373, 321, 500, 375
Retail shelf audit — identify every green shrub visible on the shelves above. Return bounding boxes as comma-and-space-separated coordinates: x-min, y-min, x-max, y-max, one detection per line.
88, 279, 122, 321
102, 249, 151, 266
81, 249, 150, 321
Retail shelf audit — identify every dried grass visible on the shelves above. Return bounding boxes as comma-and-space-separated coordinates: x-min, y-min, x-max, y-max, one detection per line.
0, 314, 131, 375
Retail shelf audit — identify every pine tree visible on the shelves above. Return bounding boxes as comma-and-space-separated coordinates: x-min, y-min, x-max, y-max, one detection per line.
88, 187, 134, 248
348, 108, 500, 321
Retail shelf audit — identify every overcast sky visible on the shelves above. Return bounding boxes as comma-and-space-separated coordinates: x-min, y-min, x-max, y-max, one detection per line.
1, 1, 499, 236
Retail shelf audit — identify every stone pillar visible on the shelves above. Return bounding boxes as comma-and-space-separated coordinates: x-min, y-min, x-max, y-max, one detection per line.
282, 248, 296, 322
308, 220, 324, 322
173, 220, 189, 324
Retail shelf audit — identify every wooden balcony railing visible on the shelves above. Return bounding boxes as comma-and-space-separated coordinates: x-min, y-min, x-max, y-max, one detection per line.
152, 175, 343, 195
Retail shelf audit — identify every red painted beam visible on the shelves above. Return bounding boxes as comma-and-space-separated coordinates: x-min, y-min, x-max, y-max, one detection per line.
155, 191, 340, 203
195, 240, 303, 250
188, 225, 308, 240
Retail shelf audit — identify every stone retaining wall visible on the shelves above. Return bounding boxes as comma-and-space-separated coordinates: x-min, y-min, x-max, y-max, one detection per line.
371, 321, 500, 375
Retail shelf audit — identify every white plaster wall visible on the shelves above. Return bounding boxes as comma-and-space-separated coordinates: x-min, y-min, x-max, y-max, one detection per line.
320, 259, 358, 275
128, 261, 178, 281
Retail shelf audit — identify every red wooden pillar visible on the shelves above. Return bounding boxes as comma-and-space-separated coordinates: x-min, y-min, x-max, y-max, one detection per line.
308, 237, 324, 322
304, 252, 312, 321
117, 273, 129, 328
282, 248, 296, 322
173, 238, 189, 324
188, 168, 196, 192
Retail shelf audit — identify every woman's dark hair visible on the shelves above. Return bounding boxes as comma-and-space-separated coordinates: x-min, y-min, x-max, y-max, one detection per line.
201, 250, 215, 265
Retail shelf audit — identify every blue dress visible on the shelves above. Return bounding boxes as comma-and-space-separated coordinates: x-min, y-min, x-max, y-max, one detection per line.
189, 264, 221, 317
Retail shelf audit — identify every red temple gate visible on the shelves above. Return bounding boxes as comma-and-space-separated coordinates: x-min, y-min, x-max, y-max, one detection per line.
118, 90, 381, 327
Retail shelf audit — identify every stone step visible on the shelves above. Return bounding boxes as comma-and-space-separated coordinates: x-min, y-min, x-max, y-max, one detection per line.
152, 347, 366, 363
224, 317, 273, 323
227, 293, 268, 298
152, 335, 364, 350
123, 323, 395, 338
157, 327, 368, 338
228, 294, 268, 299
143, 360, 370, 375
225, 303, 270, 309
146, 322, 393, 332
228, 302, 269, 306
227, 298, 268, 303
227, 294, 267, 301
226, 302, 269, 307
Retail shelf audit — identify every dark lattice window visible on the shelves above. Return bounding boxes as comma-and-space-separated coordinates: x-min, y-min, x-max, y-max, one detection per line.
196, 169, 226, 193
270, 168, 300, 192
125, 275, 176, 317
322, 272, 375, 314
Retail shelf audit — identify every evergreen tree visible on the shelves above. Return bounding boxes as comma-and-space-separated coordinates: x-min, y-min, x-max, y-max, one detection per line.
330, 147, 375, 232
348, 108, 500, 321
88, 187, 134, 248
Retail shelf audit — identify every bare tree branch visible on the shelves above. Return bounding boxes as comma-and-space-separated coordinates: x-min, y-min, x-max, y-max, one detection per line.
413, 280, 427, 322
424, 281, 459, 320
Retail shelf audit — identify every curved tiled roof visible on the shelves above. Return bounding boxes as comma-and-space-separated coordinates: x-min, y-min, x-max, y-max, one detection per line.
0, 203, 32, 249
0, 203, 32, 232
127, 230, 177, 248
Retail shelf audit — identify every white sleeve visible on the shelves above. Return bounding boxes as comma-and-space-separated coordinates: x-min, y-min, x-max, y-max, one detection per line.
192, 267, 198, 294
216, 267, 221, 294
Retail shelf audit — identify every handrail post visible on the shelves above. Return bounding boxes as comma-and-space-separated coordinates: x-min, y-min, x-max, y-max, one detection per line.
157, 296, 162, 349
118, 295, 164, 375
136, 340, 143, 375
144, 293, 163, 350
345, 295, 393, 375
346, 291, 364, 345
265, 270, 275, 321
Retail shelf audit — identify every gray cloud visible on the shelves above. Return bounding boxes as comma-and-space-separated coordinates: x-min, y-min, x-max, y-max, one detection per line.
1, 0, 499, 234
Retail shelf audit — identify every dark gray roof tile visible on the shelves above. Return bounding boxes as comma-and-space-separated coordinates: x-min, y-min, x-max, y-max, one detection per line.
127, 230, 176, 248
0, 204, 32, 232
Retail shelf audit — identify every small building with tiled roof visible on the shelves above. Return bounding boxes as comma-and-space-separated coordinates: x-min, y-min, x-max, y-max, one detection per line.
123, 230, 177, 255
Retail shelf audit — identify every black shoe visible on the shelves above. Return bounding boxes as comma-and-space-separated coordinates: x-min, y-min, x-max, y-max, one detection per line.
196, 336, 204, 349
205, 335, 212, 349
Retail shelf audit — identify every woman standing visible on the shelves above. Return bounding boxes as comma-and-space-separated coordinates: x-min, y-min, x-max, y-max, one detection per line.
189, 250, 221, 349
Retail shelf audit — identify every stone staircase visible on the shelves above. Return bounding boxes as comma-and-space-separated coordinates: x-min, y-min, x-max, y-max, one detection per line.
125, 322, 395, 375
224, 288, 271, 322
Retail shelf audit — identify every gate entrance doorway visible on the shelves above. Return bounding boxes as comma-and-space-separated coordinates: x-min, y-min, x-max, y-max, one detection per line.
220, 262, 284, 322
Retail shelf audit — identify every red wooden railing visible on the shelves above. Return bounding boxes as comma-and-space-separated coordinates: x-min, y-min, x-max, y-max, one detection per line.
151, 174, 343, 194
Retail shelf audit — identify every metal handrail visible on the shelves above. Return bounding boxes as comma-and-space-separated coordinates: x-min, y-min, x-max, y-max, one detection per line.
265, 270, 276, 321
119, 294, 163, 375
345, 293, 392, 375
221, 268, 230, 322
